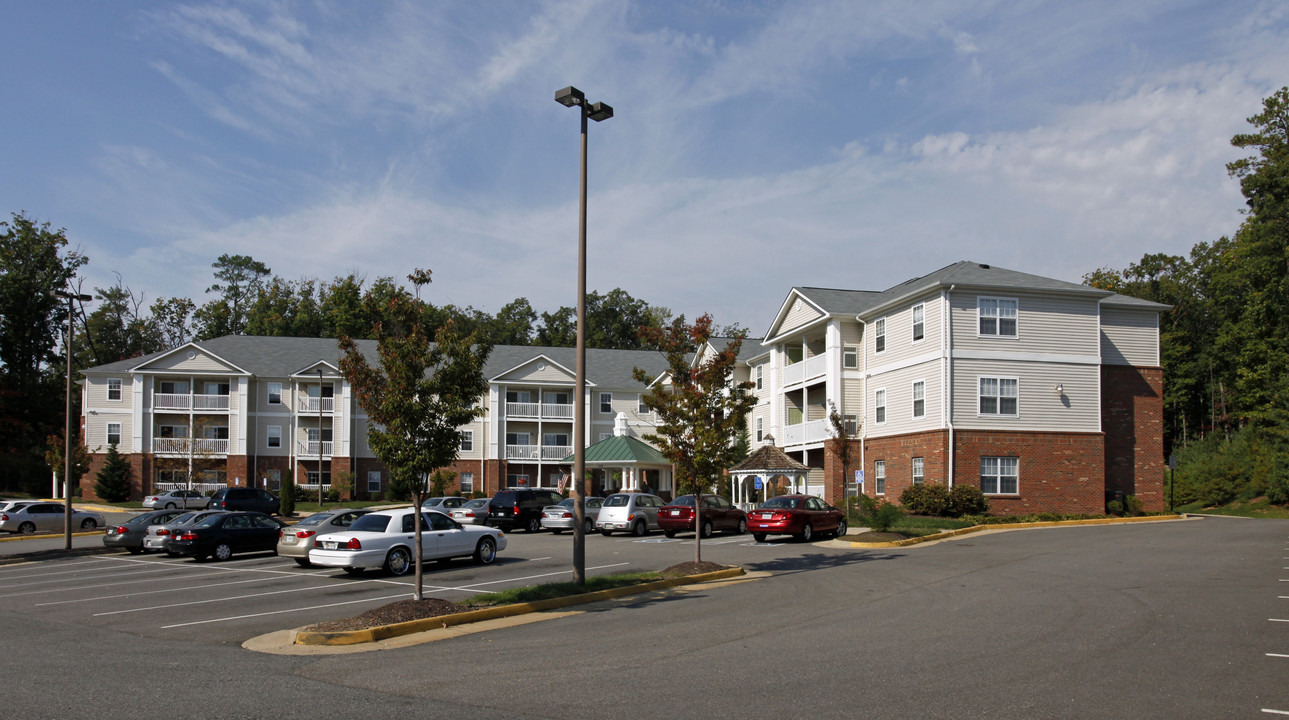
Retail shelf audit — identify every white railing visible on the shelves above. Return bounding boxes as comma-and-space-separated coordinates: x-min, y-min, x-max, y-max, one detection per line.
780, 419, 828, 446
297, 397, 335, 414
541, 445, 572, 461
505, 444, 539, 460
507, 402, 540, 418
505, 402, 574, 420
154, 481, 225, 495
297, 483, 333, 491
782, 354, 828, 387
152, 438, 230, 454
542, 403, 574, 419
298, 441, 334, 457
193, 394, 229, 410
154, 393, 190, 410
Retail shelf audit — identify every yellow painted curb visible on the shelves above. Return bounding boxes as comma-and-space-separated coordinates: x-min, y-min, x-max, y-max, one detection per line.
843, 514, 1188, 548
293, 567, 747, 646
0, 530, 105, 543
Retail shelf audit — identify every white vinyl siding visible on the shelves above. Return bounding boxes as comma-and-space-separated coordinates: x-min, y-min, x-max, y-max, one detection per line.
865, 360, 940, 437
912, 304, 925, 343
874, 389, 886, 425
874, 318, 886, 354
783, 296, 824, 331
952, 359, 1099, 431
912, 380, 925, 418
952, 292, 1099, 356
1100, 306, 1161, 367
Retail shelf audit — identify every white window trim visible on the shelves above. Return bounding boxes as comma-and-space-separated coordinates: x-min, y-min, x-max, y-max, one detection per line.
459, 472, 474, 494
981, 456, 1020, 495
755, 364, 764, 390
977, 376, 1020, 417
875, 460, 886, 496
106, 422, 121, 446
267, 425, 282, 448
367, 470, 381, 493
267, 382, 283, 405
874, 388, 887, 425
977, 296, 1019, 339
912, 380, 926, 419
599, 392, 613, 414
912, 303, 925, 344
637, 394, 649, 414
874, 317, 887, 354
107, 378, 123, 402
842, 346, 858, 370
460, 430, 474, 452
756, 417, 764, 443
912, 456, 924, 485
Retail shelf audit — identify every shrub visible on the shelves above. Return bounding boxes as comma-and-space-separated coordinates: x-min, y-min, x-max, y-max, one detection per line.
900, 483, 949, 516
323, 488, 341, 503
92, 445, 132, 502
330, 471, 354, 501
868, 501, 903, 532
280, 477, 296, 516
1105, 500, 1123, 516
947, 485, 988, 517
1124, 495, 1144, 516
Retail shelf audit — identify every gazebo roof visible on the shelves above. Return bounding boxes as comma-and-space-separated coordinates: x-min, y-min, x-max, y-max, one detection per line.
562, 435, 669, 466
729, 445, 809, 474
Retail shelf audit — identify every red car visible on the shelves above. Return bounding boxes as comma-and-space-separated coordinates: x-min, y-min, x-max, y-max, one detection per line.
658, 495, 748, 538
747, 495, 847, 542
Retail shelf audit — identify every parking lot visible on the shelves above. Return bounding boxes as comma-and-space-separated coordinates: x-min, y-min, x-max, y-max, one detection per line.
0, 527, 812, 645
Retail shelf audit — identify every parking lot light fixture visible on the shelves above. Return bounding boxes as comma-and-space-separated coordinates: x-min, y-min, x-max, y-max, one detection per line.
51, 288, 92, 550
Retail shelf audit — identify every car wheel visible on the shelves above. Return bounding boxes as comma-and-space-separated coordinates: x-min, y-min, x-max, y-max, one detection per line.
80, 518, 97, 530
294, 558, 312, 567
833, 518, 848, 538
736, 518, 748, 535
583, 518, 594, 534
799, 523, 814, 542
343, 567, 364, 577
213, 542, 233, 561
165, 503, 176, 510
631, 521, 647, 537
550, 528, 563, 535
600, 529, 612, 537
700, 520, 713, 539
384, 547, 413, 576
752, 533, 768, 543
17, 522, 35, 535
473, 536, 497, 565
664, 530, 676, 539
526, 516, 541, 533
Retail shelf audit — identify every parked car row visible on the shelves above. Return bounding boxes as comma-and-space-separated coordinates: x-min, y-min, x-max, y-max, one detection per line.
0, 502, 104, 534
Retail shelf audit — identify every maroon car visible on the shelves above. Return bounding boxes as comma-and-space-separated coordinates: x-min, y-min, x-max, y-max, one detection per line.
746, 495, 847, 542
658, 494, 747, 538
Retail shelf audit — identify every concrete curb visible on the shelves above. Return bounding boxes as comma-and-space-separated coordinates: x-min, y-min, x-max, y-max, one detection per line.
293, 567, 747, 646
839, 513, 1190, 548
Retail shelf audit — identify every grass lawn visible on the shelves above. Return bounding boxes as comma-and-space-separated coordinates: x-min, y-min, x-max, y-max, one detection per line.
1173, 498, 1289, 519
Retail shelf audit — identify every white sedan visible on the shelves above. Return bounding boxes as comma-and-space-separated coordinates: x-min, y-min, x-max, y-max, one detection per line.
142, 489, 207, 510
308, 508, 506, 576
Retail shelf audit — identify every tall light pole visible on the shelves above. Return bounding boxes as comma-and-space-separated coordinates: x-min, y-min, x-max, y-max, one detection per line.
555, 85, 613, 586
318, 367, 324, 506
52, 288, 92, 551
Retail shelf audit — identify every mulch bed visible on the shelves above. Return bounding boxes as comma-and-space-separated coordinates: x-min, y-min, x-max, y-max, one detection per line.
301, 561, 734, 633
849, 531, 910, 542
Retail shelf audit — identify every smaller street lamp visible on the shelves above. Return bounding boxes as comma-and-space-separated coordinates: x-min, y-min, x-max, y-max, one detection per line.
52, 288, 92, 550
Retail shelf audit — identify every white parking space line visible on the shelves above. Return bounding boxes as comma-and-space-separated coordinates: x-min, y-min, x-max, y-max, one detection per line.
1269, 618, 1289, 623
34, 572, 330, 606
160, 593, 411, 629
93, 580, 358, 616
1266, 653, 1289, 658
1262, 709, 1289, 715
0, 557, 122, 579
0, 566, 187, 591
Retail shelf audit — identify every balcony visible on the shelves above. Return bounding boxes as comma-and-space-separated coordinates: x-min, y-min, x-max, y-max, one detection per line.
780, 419, 828, 446
297, 397, 335, 414
154, 393, 230, 411
504, 444, 573, 461
298, 441, 334, 457
782, 354, 828, 388
152, 438, 230, 455
505, 402, 575, 420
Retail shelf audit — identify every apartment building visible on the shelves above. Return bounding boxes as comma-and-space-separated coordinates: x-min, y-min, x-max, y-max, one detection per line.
78, 261, 1167, 515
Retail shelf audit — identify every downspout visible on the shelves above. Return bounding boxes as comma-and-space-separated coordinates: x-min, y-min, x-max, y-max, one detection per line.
855, 317, 867, 496
944, 286, 956, 488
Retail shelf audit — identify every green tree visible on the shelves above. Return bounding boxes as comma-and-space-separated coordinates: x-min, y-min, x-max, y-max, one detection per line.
486, 298, 537, 345
537, 288, 670, 349
246, 277, 323, 337
339, 286, 491, 599
634, 314, 756, 563
826, 400, 859, 510
194, 254, 271, 338
0, 212, 88, 493
148, 296, 195, 350
78, 276, 161, 366
93, 444, 133, 502
44, 429, 91, 498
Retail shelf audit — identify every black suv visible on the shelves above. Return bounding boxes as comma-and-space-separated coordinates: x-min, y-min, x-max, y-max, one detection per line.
487, 488, 562, 533
206, 487, 281, 515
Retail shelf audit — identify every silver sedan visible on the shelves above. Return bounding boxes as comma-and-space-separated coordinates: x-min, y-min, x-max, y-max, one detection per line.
276, 508, 371, 567
541, 496, 603, 534
448, 497, 491, 526
142, 489, 207, 510
0, 502, 104, 534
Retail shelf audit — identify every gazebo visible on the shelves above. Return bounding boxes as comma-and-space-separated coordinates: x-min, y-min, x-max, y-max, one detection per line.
728, 444, 810, 510
562, 414, 673, 497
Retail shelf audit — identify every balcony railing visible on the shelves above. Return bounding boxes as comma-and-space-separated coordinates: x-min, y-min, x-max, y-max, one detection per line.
505, 444, 573, 461
297, 397, 335, 414
542, 445, 572, 461
782, 354, 828, 387
193, 394, 229, 410
780, 419, 828, 446
298, 441, 334, 457
155, 481, 225, 494
152, 438, 230, 454
153, 393, 230, 410
505, 402, 575, 420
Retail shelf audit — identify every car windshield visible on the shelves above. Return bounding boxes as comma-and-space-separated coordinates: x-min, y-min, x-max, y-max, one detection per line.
603, 494, 630, 507
348, 514, 393, 533
169, 512, 196, 525
124, 514, 154, 526
669, 496, 696, 507
759, 496, 801, 509
296, 513, 330, 527
465, 498, 489, 508
193, 515, 222, 528
556, 498, 575, 509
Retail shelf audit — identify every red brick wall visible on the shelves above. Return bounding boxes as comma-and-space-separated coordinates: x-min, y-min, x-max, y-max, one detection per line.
953, 430, 1105, 515
1102, 366, 1166, 512
859, 430, 949, 502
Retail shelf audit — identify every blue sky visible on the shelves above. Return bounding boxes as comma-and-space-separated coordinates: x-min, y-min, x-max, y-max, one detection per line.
3, 0, 1286, 334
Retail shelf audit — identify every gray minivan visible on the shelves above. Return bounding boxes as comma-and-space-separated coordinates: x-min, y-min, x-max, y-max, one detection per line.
595, 493, 665, 537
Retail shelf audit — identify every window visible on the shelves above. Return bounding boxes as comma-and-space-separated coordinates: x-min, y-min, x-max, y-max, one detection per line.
979, 377, 1019, 416
844, 414, 858, 436
875, 389, 886, 424
306, 427, 332, 442
787, 406, 804, 425
266, 469, 281, 491
267, 426, 281, 448
756, 417, 764, 443
307, 470, 332, 486
159, 380, 184, 395
981, 456, 1019, 494
107, 378, 122, 401
506, 432, 530, 446
875, 460, 886, 495
600, 393, 613, 413
204, 381, 230, 395
106, 423, 121, 446
268, 382, 282, 405
842, 347, 858, 369
638, 394, 649, 413
912, 304, 925, 342
460, 430, 473, 452
978, 297, 1018, 337
203, 425, 229, 440
367, 470, 381, 493
755, 364, 764, 390
912, 457, 924, 484
506, 390, 531, 403
875, 318, 886, 353
459, 472, 474, 494
912, 380, 925, 419
542, 433, 569, 447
